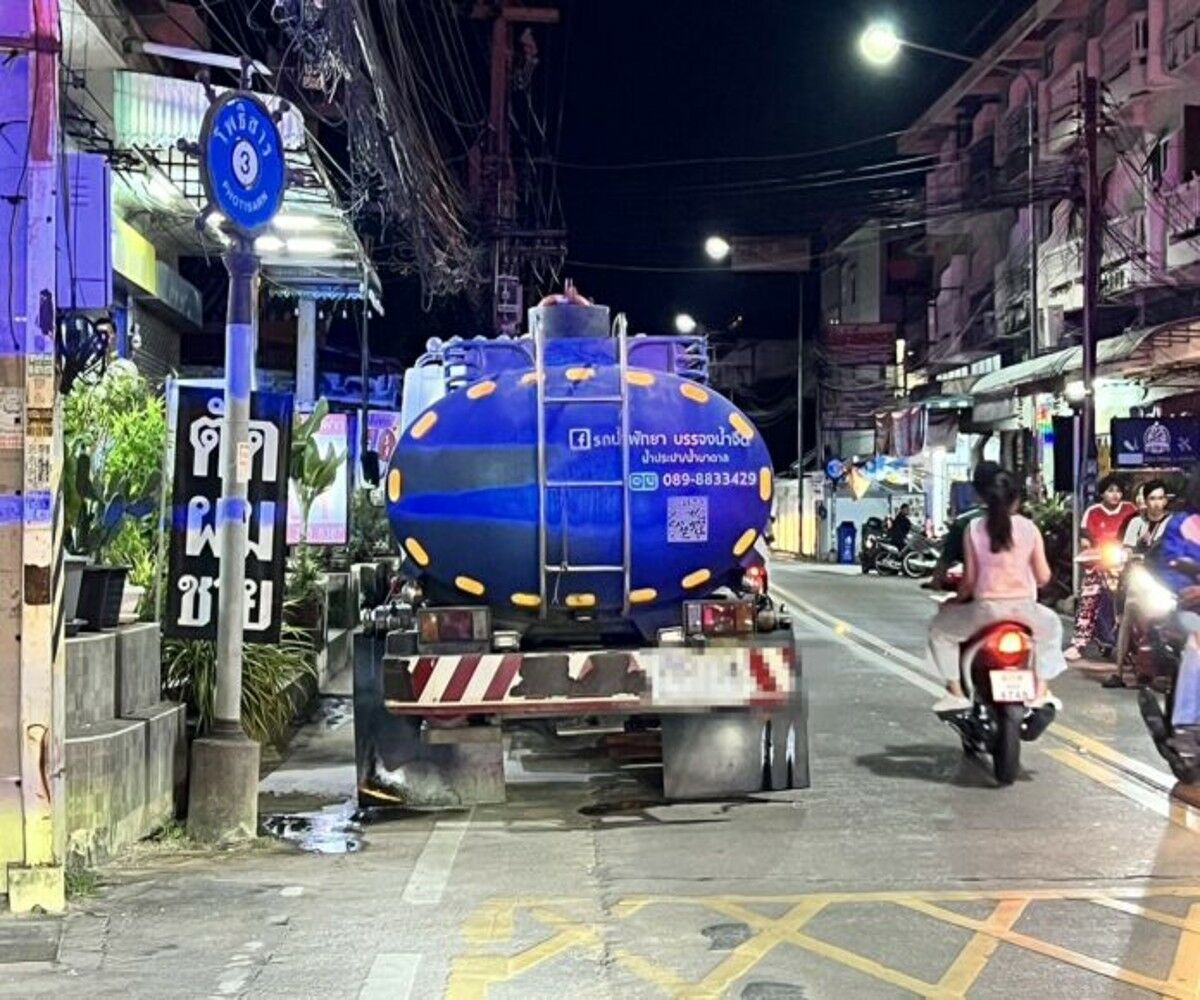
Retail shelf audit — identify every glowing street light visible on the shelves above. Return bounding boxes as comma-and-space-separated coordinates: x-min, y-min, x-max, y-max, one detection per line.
704, 235, 732, 261
674, 312, 698, 334
859, 21, 902, 67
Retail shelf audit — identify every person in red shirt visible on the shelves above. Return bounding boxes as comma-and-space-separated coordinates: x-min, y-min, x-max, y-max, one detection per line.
1065, 476, 1138, 660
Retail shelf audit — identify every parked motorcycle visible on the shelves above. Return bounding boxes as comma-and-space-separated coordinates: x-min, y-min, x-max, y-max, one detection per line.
902, 532, 943, 579
933, 580, 1056, 785
860, 517, 886, 574
1137, 558, 1200, 783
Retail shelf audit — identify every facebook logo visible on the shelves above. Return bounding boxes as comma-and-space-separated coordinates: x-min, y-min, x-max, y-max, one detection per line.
569, 428, 592, 451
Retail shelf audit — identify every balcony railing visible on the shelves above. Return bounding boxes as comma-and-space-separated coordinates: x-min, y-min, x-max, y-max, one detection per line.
1168, 0, 1200, 73
1102, 12, 1149, 87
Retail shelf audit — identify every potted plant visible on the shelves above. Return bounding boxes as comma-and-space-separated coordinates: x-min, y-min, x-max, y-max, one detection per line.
285, 400, 345, 644
62, 362, 166, 630
63, 448, 158, 629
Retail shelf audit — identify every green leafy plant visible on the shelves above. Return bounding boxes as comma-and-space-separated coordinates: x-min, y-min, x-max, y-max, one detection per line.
348, 488, 393, 563
63, 446, 160, 562
163, 620, 317, 749
63, 362, 165, 565
1028, 493, 1074, 603
290, 399, 345, 544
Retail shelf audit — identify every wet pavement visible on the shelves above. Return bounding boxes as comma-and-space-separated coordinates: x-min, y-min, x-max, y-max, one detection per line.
4, 563, 1200, 998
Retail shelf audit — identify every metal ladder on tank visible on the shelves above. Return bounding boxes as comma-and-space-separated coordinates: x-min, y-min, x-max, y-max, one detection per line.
534, 314, 633, 618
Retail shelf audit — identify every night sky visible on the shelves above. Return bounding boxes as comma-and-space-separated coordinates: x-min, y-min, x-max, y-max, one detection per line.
344, 1, 1034, 386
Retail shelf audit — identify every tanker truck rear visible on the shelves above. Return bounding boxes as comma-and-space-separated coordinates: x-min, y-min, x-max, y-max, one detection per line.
354, 294, 805, 807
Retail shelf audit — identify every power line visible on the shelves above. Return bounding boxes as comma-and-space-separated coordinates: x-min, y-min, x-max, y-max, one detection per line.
547, 129, 913, 171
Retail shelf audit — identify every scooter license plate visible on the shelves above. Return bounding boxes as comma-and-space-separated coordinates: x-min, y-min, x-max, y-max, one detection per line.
989, 669, 1036, 703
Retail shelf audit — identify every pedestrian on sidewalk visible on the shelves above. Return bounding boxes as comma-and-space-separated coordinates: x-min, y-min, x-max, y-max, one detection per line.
927, 467, 1067, 712
1065, 476, 1137, 661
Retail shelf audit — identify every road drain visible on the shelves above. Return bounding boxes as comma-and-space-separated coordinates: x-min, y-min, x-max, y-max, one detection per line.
261, 800, 363, 854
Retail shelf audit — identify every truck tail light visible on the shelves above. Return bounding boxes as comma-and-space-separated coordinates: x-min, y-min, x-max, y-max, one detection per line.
684, 600, 755, 637
417, 607, 491, 645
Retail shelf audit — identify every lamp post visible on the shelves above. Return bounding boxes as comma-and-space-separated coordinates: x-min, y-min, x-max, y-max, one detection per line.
858, 22, 1041, 360
703, 234, 808, 555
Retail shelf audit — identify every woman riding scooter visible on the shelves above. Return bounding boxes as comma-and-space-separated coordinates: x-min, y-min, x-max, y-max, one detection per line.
928, 467, 1067, 713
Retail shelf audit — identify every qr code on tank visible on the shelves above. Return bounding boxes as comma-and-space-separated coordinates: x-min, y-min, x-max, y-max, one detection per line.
667, 495, 708, 543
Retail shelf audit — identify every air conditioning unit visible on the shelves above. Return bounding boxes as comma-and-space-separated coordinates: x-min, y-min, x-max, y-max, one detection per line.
56, 152, 112, 311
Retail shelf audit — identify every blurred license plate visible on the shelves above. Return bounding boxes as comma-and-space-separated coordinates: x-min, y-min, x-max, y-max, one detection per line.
989, 669, 1036, 703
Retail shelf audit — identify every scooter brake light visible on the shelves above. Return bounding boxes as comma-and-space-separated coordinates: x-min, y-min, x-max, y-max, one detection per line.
996, 630, 1026, 656
743, 564, 768, 595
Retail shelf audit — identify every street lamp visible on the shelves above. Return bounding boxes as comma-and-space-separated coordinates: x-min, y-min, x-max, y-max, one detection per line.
855, 21, 1040, 362
674, 312, 698, 335
858, 22, 902, 67
705, 235, 732, 261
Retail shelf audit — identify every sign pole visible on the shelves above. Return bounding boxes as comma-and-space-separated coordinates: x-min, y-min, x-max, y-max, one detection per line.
212, 242, 258, 736
186, 82, 286, 843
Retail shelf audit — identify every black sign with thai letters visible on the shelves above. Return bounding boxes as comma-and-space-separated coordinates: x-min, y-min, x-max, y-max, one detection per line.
165, 386, 292, 642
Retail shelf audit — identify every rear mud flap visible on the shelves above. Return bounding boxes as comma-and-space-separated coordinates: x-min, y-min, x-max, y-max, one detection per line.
355, 652, 505, 809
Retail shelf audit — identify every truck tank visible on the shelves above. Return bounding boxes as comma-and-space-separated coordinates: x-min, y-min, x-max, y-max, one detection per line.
384, 300, 774, 620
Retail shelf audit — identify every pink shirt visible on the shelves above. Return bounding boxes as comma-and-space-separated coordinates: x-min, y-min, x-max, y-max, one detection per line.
967, 514, 1039, 601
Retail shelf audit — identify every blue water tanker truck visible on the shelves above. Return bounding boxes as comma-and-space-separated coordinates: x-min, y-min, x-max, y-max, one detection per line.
354, 294, 806, 806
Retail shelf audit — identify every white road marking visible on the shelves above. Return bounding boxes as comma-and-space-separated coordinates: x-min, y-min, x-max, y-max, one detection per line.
402, 814, 473, 905
279, 885, 304, 897
773, 580, 1183, 801
773, 583, 945, 697
358, 952, 422, 1000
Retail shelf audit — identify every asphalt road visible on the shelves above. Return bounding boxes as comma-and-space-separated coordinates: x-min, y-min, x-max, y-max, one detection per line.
5, 563, 1200, 999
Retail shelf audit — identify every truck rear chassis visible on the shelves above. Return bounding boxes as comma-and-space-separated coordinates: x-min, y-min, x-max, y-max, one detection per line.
353, 630, 806, 807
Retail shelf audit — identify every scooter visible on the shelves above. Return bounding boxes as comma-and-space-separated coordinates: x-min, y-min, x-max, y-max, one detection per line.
1137, 559, 1200, 783
903, 532, 943, 579
860, 517, 886, 574
933, 570, 1056, 785
1075, 542, 1126, 658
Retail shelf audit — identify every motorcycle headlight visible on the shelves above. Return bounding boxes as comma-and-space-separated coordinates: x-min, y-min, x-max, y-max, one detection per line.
1130, 566, 1177, 618
864, 538, 875, 549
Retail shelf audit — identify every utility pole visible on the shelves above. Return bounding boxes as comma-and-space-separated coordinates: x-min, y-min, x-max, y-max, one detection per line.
0, 0, 65, 913
473, 1, 561, 334
1073, 75, 1102, 593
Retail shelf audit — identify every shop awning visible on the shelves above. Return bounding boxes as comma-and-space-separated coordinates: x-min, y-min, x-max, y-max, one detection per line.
968, 322, 1200, 399
112, 71, 380, 304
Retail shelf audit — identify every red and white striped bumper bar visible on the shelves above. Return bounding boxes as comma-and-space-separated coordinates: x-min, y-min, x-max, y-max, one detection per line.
381, 643, 797, 717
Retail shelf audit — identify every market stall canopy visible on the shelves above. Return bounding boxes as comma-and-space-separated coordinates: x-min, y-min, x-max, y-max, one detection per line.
969, 322, 1200, 399
111, 71, 381, 305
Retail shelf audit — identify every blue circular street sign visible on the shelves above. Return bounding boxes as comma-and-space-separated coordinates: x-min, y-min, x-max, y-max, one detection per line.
825, 458, 846, 481
199, 92, 287, 234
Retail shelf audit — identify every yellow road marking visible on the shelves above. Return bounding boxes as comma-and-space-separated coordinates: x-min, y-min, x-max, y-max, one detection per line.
690, 900, 826, 997
1045, 748, 1181, 825
612, 948, 692, 993
1091, 896, 1200, 934
455, 888, 1200, 999
936, 898, 1029, 995
447, 926, 600, 1000
1166, 903, 1200, 999
897, 897, 1197, 998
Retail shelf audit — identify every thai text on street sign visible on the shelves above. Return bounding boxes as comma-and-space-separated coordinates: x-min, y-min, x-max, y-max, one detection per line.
199, 91, 287, 234
165, 386, 292, 641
